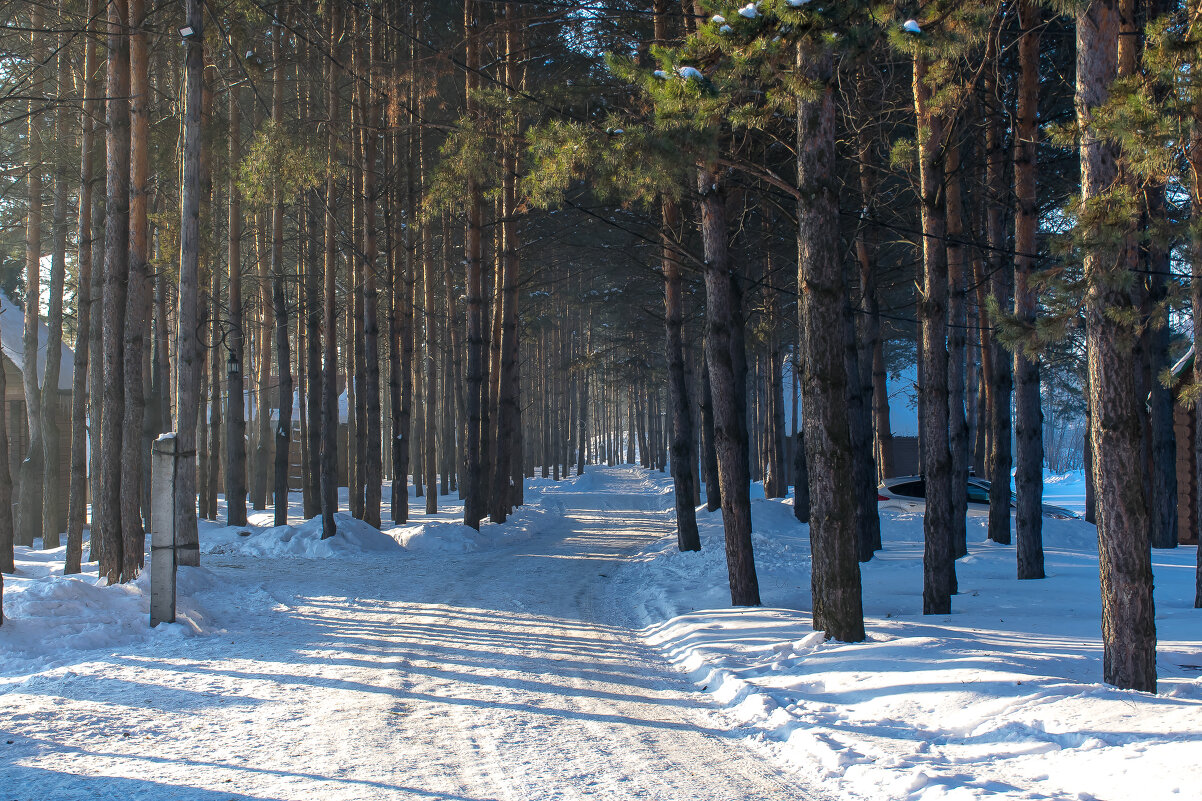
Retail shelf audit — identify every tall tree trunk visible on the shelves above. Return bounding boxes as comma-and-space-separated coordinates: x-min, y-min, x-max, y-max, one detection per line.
698, 168, 759, 607
441, 223, 456, 496
1014, 0, 1045, 579
40, 0, 71, 549
423, 225, 439, 514
396, 118, 416, 519
302, 31, 321, 520
986, 62, 1014, 547
87, 168, 105, 563
444, 218, 465, 493
120, 0, 149, 578
763, 247, 787, 500
792, 428, 810, 523
1192, 0, 1202, 606
914, 53, 956, 614
489, 7, 519, 520
663, 200, 700, 550
1077, 0, 1156, 692
0, 332, 12, 576
175, 0, 203, 566
304, 193, 322, 519
481, 248, 497, 509
226, 60, 247, 527
855, 92, 893, 482
1146, 239, 1175, 549
197, 316, 210, 521
844, 280, 880, 561
272, 17, 292, 527
796, 49, 864, 640
973, 296, 990, 477
19, 3, 47, 550
351, 114, 367, 519
320, 3, 343, 540
67, 0, 102, 573
1194, 112, 1202, 601
363, 80, 383, 529
98, 0, 130, 579
699, 350, 721, 511
462, 0, 485, 529
686, 345, 702, 504
346, 262, 359, 514
389, 116, 406, 521
1144, 3, 1176, 551
946, 138, 970, 560
575, 314, 591, 478
206, 244, 221, 519
254, 216, 273, 512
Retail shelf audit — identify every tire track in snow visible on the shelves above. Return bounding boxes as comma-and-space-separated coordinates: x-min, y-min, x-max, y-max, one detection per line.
0, 466, 816, 800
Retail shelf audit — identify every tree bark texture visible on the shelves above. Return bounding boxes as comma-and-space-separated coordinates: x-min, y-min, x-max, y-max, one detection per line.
175, 0, 203, 566
698, 169, 759, 607
120, 0, 150, 578
986, 65, 1015, 548
462, 0, 485, 529
98, 0, 130, 579
320, 3, 343, 540
914, 54, 956, 615
226, 67, 247, 527
796, 50, 864, 640
272, 18, 292, 527
40, 0, 72, 549
663, 200, 700, 551
66, 0, 102, 573
19, 3, 47, 551
945, 139, 969, 560
1014, 0, 1045, 579
1077, 0, 1156, 692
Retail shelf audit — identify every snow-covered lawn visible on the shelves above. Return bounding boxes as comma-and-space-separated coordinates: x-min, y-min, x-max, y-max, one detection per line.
0, 466, 1198, 800
612, 476, 1202, 801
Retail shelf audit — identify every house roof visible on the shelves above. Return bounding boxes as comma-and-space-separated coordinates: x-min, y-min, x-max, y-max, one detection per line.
0, 291, 74, 392
1172, 346, 1194, 380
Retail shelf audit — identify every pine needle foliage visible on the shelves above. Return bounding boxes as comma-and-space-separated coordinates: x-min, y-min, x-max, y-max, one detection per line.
237, 120, 324, 210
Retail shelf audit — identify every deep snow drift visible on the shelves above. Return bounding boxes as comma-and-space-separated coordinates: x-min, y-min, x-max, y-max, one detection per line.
1, 467, 1198, 801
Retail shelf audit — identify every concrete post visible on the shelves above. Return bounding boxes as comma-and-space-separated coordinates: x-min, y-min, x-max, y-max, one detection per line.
150, 433, 179, 626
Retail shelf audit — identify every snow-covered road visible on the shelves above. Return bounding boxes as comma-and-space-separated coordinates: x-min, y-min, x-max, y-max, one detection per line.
1, 469, 805, 800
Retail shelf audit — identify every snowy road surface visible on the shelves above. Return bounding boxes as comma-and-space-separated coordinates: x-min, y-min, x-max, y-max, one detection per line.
0, 469, 807, 800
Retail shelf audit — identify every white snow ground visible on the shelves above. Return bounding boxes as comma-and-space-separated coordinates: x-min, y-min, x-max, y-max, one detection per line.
615, 476, 1202, 801
0, 466, 1198, 801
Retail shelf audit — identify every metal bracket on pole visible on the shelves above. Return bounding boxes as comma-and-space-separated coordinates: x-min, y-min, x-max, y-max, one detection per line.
150, 433, 179, 627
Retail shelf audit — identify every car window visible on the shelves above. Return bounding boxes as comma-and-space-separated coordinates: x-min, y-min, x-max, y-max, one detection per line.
889, 480, 925, 499
966, 482, 990, 504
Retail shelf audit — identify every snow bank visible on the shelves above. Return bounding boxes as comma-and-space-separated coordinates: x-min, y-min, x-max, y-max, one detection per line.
614, 479, 1202, 801
202, 485, 550, 557
0, 546, 212, 678
392, 499, 552, 552
1042, 469, 1088, 516
201, 512, 405, 558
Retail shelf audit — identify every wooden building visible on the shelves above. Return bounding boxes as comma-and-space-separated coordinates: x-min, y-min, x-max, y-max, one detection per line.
0, 293, 74, 492
1171, 348, 1200, 544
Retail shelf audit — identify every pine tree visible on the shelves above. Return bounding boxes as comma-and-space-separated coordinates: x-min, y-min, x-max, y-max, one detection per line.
1075, 0, 1156, 693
